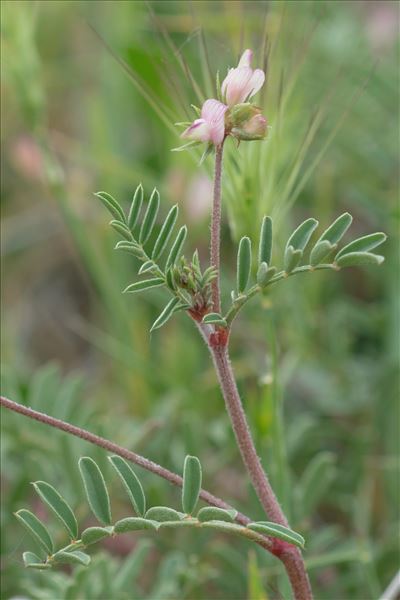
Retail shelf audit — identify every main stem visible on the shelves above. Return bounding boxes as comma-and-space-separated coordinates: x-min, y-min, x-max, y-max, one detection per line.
207, 150, 313, 600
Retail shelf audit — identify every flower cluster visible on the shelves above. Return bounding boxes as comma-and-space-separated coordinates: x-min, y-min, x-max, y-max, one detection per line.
181, 49, 267, 147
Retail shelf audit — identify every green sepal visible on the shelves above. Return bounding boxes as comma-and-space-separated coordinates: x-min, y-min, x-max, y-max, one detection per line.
237, 236, 252, 293
182, 455, 202, 515
114, 517, 160, 533
52, 550, 91, 566
32, 481, 78, 539
335, 232, 387, 259
81, 526, 113, 546
108, 455, 146, 516
123, 278, 165, 294
128, 184, 143, 230
145, 507, 184, 522
78, 457, 111, 526
171, 140, 201, 152
15, 509, 54, 555
197, 507, 237, 522
139, 188, 160, 244
247, 522, 305, 548
336, 252, 384, 267
199, 143, 214, 165
95, 191, 126, 223
284, 245, 302, 273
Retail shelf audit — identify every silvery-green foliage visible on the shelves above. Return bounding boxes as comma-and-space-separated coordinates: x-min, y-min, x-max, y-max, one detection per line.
15, 454, 305, 572
96, 187, 217, 330
220, 213, 386, 326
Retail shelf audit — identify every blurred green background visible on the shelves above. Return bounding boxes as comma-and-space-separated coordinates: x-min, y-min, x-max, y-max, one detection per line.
1, 1, 398, 599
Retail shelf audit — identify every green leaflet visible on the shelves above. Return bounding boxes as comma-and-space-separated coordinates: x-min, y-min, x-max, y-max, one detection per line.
78, 457, 111, 526
335, 232, 387, 259
114, 517, 160, 533
138, 260, 156, 275
150, 297, 180, 332
202, 312, 227, 327
123, 278, 165, 294
258, 216, 273, 265
32, 481, 78, 539
336, 252, 384, 267
237, 236, 252, 293
152, 205, 179, 260
108, 455, 146, 516
145, 506, 183, 522
81, 526, 113, 546
23, 551, 50, 570
318, 212, 353, 245
52, 550, 91, 566
247, 522, 305, 548
128, 184, 143, 230
286, 218, 319, 252
115, 241, 144, 259
139, 188, 160, 244
182, 456, 202, 515
110, 220, 132, 241
95, 191, 126, 223
257, 263, 276, 287
15, 509, 54, 554
284, 246, 303, 273
165, 226, 187, 269
310, 240, 334, 266
197, 507, 237, 522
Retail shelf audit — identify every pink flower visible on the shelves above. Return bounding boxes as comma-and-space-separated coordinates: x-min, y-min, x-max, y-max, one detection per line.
221, 49, 265, 107
181, 99, 228, 146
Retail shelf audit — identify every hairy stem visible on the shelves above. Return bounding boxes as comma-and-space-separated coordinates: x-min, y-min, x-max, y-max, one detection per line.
210, 142, 224, 313
0, 395, 270, 550
209, 347, 313, 600
210, 346, 288, 524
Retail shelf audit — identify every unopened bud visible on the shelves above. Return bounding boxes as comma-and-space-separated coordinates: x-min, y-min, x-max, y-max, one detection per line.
226, 103, 268, 141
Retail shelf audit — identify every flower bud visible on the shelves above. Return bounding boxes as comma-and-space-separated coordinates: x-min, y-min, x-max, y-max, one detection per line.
226, 103, 268, 141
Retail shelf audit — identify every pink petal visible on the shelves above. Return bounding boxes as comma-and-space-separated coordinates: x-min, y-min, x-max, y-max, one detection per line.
201, 99, 228, 145
221, 68, 234, 97
237, 49, 253, 68
246, 69, 265, 99
181, 119, 211, 142
225, 67, 253, 105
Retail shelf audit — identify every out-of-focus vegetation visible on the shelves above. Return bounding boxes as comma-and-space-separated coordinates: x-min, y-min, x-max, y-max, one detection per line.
1, 1, 398, 599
